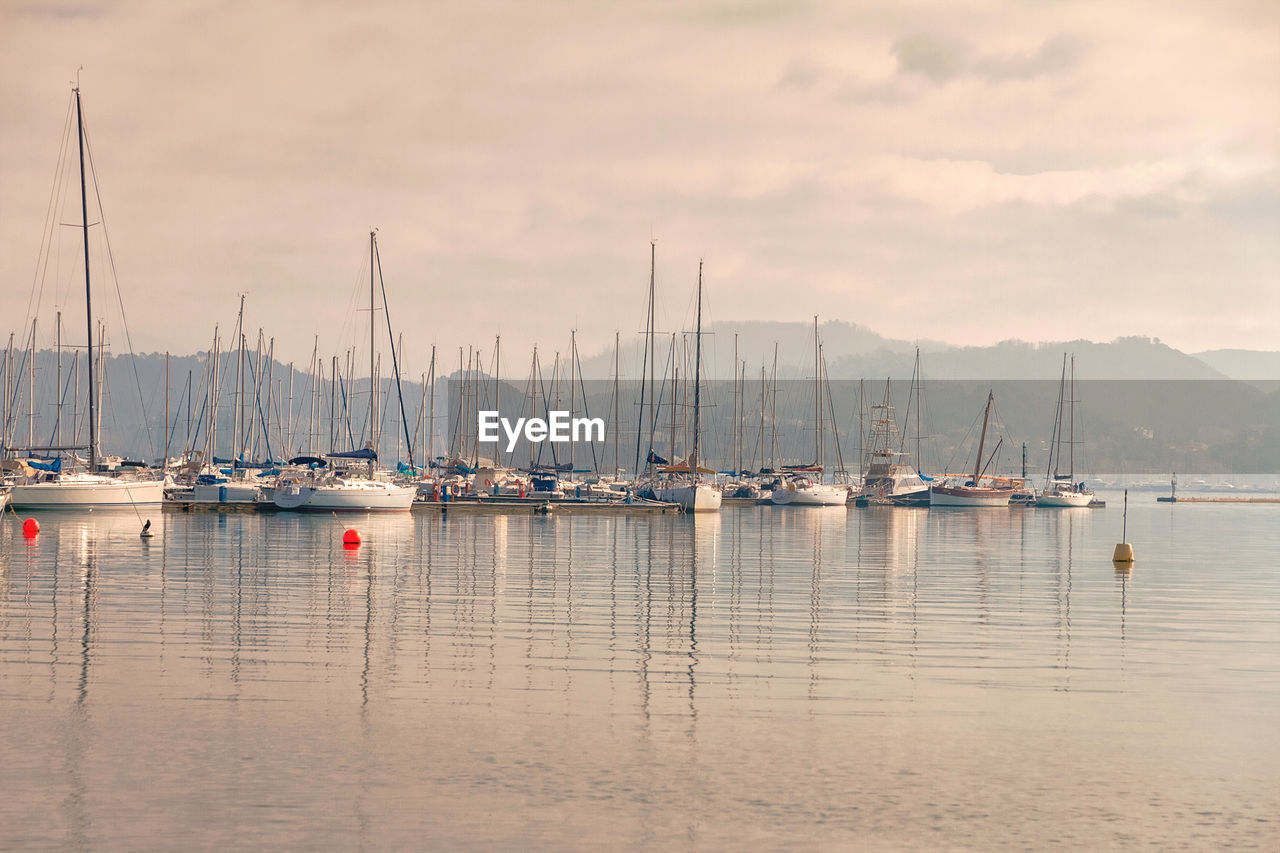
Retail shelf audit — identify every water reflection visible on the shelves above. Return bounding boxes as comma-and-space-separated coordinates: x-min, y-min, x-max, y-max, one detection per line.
0, 504, 1276, 849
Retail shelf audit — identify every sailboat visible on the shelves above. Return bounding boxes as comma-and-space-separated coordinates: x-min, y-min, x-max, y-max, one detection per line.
929, 391, 1014, 507
856, 364, 930, 506
270, 232, 415, 512
652, 261, 721, 512
8, 87, 165, 509
771, 318, 848, 506
1036, 355, 1093, 507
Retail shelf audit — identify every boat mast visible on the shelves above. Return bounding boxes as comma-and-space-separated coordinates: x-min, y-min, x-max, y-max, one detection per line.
635, 240, 657, 478
369, 231, 377, 453
75, 88, 98, 471
914, 348, 922, 466
29, 319, 36, 450
813, 315, 821, 473
613, 331, 620, 476
973, 391, 993, 484
164, 351, 170, 463
692, 261, 703, 483
1048, 353, 1066, 482
732, 333, 739, 476
1068, 355, 1076, 480
427, 345, 436, 467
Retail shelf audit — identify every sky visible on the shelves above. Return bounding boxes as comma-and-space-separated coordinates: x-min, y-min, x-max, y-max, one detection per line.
1, 0, 1277, 375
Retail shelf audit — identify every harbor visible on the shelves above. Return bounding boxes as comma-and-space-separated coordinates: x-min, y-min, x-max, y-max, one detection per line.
2, 2, 1276, 848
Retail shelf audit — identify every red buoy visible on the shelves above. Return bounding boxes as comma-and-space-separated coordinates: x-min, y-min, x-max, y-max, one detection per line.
342, 528, 361, 546
22, 518, 40, 538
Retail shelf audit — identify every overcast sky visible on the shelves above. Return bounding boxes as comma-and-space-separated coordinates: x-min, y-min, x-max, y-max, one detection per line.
2, 0, 1277, 374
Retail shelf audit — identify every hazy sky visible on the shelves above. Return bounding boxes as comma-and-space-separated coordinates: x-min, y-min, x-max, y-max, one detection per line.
2, 0, 1277, 372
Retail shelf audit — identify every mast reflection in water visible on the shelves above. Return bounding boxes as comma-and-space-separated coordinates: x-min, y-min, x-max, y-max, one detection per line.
0, 501, 1276, 849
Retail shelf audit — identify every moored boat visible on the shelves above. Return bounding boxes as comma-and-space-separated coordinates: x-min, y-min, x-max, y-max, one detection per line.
929, 391, 1013, 507
6, 87, 163, 509
770, 474, 847, 506
1036, 355, 1094, 508
11, 472, 165, 508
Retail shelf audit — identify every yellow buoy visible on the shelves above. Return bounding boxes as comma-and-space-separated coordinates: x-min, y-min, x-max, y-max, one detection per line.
1112, 489, 1134, 566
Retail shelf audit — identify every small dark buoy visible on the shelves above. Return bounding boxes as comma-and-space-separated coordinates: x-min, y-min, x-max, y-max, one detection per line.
22, 517, 40, 537
342, 528, 361, 546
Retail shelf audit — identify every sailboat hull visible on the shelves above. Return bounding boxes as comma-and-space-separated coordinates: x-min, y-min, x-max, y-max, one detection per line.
271, 481, 416, 512
1036, 489, 1092, 507
10, 476, 165, 508
770, 484, 847, 506
929, 484, 1014, 507
654, 482, 722, 512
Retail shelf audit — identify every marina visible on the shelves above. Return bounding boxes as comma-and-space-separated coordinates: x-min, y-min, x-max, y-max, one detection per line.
1, 4, 1276, 847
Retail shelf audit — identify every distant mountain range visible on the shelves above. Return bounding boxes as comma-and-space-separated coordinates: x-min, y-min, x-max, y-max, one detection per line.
2, 323, 1277, 472
579, 320, 1275, 381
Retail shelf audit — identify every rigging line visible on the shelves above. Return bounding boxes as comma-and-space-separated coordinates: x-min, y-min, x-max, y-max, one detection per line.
22, 94, 76, 331
165, 376, 191, 459
337, 373, 356, 451
38, 355, 83, 450
572, 343, 600, 474
373, 240, 415, 468
535, 351, 559, 469
81, 116, 157, 459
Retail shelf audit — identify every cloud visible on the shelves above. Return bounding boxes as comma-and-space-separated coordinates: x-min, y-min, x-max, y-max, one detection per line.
892, 33, 971, 84
974, 33, 1087, 80
0, 0, 1276, 363
893, 32, 1086, 85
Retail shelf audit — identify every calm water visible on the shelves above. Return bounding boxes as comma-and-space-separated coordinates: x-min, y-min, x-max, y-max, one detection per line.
1, 496, 1276, 850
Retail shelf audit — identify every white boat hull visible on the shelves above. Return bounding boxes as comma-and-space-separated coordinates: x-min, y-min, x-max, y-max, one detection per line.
271, 481, 415, 512
1036, 489, 1092, 507
654, 482, 722, 512
187, 482, 262, 504
9, 476, 166, 508
929, 485, 1014, 507
770, 484, 848, 506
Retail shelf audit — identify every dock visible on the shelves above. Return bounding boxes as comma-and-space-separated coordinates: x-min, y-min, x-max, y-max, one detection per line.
1156, 496, 1280, 504
414, 496, 681, 514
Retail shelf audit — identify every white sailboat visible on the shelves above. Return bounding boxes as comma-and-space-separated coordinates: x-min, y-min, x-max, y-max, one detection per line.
652, 261, 721, 513
929, 391, 1014, 507
271, 455, 416, 512
771, 317, 848, 507
1037, 355, 1093, 507
8, 87, 164, 509
270, 232, 415, 512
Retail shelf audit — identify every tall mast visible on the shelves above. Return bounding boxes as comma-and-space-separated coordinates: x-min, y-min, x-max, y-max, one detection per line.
692, 261, 703, 482
186, 368, 193, 456
75, 88, 98, 470
973, 390, 993, 484
613, 331, 620, 476
164, 351, 170, 463
569, 330, 576, 476
1068, 355, 1076, 480
369, 231, 377, 451
1048, 353, 1066, 481
770, 343, 779, 469
813, 316, 821, 472
759, 364, 766, 472
427, 345, 436, 466
634, 241, 657, 477
56, 312, 64, 446
914, 348, 922, 466
29, 319, 36, 449
732, 333, 739, 476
